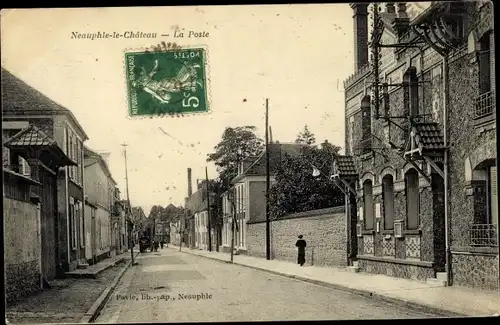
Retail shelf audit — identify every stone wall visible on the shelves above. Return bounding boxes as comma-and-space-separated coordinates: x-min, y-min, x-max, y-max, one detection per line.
4, 197, 41, 304
451, 253, 499, 290
247, 206, 347, 267
358, 258, 435, 281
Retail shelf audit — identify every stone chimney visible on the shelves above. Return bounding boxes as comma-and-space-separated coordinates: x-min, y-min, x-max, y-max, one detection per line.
187, 168, 192, 197
392, 2, 410, 38
350, 3, 369, 71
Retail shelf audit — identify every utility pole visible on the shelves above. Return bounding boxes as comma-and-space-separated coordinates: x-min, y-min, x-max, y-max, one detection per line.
265, 98, 271, 260
205, 167, 212, 252
122, 143, 135, 265
180, 206, 185, 252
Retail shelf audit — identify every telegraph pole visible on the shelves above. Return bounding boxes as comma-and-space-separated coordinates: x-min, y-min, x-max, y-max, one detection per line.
205, 166, 212, 252
122, 143, 135, 265
265, 98, 271, 260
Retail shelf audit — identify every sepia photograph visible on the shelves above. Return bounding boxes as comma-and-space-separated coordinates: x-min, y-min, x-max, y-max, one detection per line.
2, 1, 498, 323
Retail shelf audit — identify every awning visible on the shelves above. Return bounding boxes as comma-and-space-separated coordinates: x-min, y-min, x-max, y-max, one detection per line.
332, 155, 358, 179
4, 124, 77, 167
404, 122, 445, 159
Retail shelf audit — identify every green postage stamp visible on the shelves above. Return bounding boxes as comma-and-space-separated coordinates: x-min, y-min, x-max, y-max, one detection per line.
125, 47, 208, 116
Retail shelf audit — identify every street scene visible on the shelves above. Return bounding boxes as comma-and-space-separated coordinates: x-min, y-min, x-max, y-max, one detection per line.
2, 2, 499, 323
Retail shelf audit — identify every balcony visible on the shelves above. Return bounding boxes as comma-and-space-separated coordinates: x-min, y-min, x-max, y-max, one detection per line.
469, 223, 498, 247
474, 90, 495, 120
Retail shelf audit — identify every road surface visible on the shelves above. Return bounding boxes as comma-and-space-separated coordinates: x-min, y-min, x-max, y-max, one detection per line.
96, 248, 439, 322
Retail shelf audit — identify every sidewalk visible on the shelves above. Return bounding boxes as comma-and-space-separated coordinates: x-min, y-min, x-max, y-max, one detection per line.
170, 245, 500, 317
65, 254, 126, 278
6, 252, 137, 324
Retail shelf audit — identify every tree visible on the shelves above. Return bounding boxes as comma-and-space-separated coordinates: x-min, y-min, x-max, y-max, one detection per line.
268, 142, 344, 219
295, 124, 316, 145
207, 126, 264, 191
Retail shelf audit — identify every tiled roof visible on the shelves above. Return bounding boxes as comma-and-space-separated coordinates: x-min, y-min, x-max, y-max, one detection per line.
334, 155, 358, 178
413, 123, 445, 151
4, 124, 56, 147
2, 68, 89, 140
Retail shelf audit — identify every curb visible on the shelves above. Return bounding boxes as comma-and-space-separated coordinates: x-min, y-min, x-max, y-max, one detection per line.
176, 249, 467, 318
78, 253, 140, 323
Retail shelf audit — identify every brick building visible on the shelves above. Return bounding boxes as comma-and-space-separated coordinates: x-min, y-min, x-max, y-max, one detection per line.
342, 2, 497, 290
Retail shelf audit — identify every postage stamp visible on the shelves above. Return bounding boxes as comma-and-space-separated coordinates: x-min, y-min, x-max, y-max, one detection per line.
125, 46, 208, 117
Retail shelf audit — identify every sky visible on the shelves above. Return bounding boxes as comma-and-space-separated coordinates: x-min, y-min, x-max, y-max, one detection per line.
1, 4, 380, 214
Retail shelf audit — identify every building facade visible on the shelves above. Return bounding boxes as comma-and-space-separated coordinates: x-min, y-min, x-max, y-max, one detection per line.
2, 69, 90, 272
343, 2, 497, 290
84, 146, 117, 263
220, 143, 304, 254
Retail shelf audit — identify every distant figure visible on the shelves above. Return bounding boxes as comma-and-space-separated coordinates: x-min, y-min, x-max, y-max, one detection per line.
295, 235, 307, 266
160, 240, 164, 249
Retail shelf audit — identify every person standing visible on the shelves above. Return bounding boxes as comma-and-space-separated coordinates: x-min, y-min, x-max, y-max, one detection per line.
295, 235, 307, 266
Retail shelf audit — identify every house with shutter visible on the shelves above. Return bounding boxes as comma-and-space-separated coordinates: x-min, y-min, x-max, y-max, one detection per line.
2, 68, 90, 273
343, 2, 496, 291
220, 142, 305, 256
83, 146, 118, 264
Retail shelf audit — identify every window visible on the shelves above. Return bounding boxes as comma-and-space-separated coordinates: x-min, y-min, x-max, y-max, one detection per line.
78, 202, 84, 247
471, 160, 497, 246
71, 201, 77, 249
402, 67, 419, 143
349, 118, 354, 155
363, 180, 374, 230
405, 169, 420, 230
360, 95, 371, 154
478, 32, 491, 95
382, 175, 395, 230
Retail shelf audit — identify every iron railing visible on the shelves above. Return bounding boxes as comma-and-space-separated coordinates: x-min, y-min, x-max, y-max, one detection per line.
469, 223, 498, 247
474, 90, 495, 119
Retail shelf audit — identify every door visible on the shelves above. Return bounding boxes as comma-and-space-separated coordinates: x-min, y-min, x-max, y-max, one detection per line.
40, 169, 58, 280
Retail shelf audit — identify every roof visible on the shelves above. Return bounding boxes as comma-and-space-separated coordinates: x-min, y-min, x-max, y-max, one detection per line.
333, 155, 358, 178
84, 145, 117, 185
4, 125, 77, 166
4, 124, 56, 147
231, 143, 307, 183
1, 68, 89, 140
413, 122, 445, 152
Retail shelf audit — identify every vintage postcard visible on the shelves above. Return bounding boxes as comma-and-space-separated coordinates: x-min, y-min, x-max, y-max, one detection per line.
2, 2, 498, 324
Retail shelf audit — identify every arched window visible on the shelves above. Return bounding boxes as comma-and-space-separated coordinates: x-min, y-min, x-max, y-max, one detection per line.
361, 95, 371, 154
363, 179, 374, 230
405, 169, 420, 230
382, 174, 395, 230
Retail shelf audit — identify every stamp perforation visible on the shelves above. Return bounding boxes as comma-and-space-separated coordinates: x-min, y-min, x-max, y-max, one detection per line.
122, 42, 212, 119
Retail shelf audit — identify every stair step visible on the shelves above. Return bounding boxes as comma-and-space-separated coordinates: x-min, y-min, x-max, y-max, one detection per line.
426, 278, 447, 286
348, 266, 360, 273
436, 272, 447, 281
77, 263, 89, 269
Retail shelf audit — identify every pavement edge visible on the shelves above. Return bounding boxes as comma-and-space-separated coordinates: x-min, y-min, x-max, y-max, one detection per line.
176, 248, 468, 318
78, 253, 140, 323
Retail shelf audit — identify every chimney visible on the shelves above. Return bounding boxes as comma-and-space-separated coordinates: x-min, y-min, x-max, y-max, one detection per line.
269, 126, 273, 143
386, 2, 396, 14
350, 3, 369, 71
98, 151, 111, 168
392, 2, 410, 38
187, 168, 192, 197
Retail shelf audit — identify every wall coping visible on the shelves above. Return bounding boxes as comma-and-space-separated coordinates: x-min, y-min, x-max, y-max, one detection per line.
451, 246, 498, 256
248, 206, 345, 224
357, 255, 435, 268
